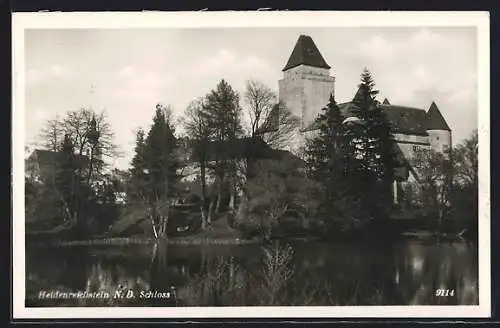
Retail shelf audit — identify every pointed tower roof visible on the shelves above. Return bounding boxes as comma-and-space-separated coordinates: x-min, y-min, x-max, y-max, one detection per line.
382, 98, 390, 105
282, 35, 331, 71
353, 85, 366, 103
426, 101, 451, 131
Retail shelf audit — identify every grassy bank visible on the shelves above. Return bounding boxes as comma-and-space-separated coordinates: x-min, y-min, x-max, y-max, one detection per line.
30, 222, 262, 247
46, 236, 260, 247
27, 213, 475, 248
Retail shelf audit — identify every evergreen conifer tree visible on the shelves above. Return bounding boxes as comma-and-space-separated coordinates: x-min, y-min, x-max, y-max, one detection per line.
349, 68, 396, 223
145, 105, 181, 202
200, 79, 243, 216
305, 94, 346, 216
55, 134, 80, 224
129, 128, 148, 200
129, 105, 181, 239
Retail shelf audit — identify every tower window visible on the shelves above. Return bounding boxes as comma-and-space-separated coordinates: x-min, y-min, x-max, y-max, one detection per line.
412, 145, 419, 152
436, 136, 440, 140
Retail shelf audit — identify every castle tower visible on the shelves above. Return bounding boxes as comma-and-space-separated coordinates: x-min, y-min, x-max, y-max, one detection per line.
426, 101, 452, 156
278, 35, 335, 131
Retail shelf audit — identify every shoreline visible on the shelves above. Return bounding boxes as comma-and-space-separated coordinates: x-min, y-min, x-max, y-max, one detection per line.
26, 229, 473, 248
28, 236, 262, 247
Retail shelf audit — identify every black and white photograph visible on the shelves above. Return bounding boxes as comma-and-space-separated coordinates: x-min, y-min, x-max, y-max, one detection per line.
12, 11, 490, 319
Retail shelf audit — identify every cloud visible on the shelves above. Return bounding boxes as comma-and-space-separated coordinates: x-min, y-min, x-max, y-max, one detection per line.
412, 65, 434, 89
187, 49, 274, 81
115, 65, 136, 78
358, 35, 395, 60
26, 65, 72, 84
183, 49, 239, 79
111, 65, 175, 103
24, 28, 477, 169
448, 87, 475, 104
409, 28, 442, 47
179, 49, 277, 111
355, 28, 476, 105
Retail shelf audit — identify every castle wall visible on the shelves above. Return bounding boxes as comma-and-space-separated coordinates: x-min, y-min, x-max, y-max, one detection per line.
283, 65, 332, 79
396, 142, 430, 162
393, 133, 429, 144
302, 78, 336, 129
393, 133, 431, 160
427, 130, 452, 156
278, 78, 306, 128
278, 64, 335, 131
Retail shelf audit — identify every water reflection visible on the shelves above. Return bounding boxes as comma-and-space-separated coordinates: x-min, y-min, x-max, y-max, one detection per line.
25, 241, 478, 307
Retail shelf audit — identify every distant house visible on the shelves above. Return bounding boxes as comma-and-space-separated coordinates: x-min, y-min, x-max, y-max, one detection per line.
25, 149, 128, 205
25, 149, 88, 183
177, 136, 305, 191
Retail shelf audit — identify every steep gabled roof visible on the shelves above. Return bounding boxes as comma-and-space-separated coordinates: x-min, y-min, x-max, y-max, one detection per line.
27, 149, 59, 166
282, 35, 331, 71
187, 136, 305, 168
352, 86, 365, 103
300, 101, 353, 132
27, 149, 89, 168
380, 104, 429, 136
189, 137, 277, 162
303, 101, 430, 136
426, 101, 451, 131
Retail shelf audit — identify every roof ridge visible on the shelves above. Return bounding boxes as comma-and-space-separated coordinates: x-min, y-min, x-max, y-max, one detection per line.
381, 104, 427, 112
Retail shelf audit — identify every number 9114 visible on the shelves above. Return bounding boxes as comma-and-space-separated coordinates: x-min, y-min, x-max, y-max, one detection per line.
435, 289, 455, 297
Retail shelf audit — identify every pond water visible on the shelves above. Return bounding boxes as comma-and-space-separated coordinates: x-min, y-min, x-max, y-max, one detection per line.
25, 240, 478, 307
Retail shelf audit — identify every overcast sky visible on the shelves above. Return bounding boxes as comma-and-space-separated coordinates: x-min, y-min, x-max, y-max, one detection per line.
24, 27, 477, 170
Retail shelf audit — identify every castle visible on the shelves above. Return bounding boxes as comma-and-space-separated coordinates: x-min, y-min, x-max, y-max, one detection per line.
271, 36, 452, 175
264, 34, 452, 202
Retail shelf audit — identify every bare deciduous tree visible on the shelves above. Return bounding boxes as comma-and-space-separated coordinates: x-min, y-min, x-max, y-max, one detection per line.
452, 129, 478, 187
261, 102, 301, 149
243, 79, 300, 149
182, 97, 211, 229
38, 116, 64, 152
411, 148, 452, 224
244, 80, 277, 137
29, 108, 120, 233
61, 109, 120, 194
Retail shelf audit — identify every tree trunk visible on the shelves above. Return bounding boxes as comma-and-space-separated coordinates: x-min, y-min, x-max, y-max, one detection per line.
159, 215, 165, 238
207, 182, 218, 225
163, 203, 170, 238
151, 219, 159, 240
207, 199, 214, 225
215, 179, 222, 215
200, 205, 207, 230
200, 161, 207, 230
157, 201, 170, 239
228, 160, 238, 213
150, 242, 158, 267
86, 144, 97, 187
236, 191, 249, 223
229, 180, 235, 213
148, 204, 160, 240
